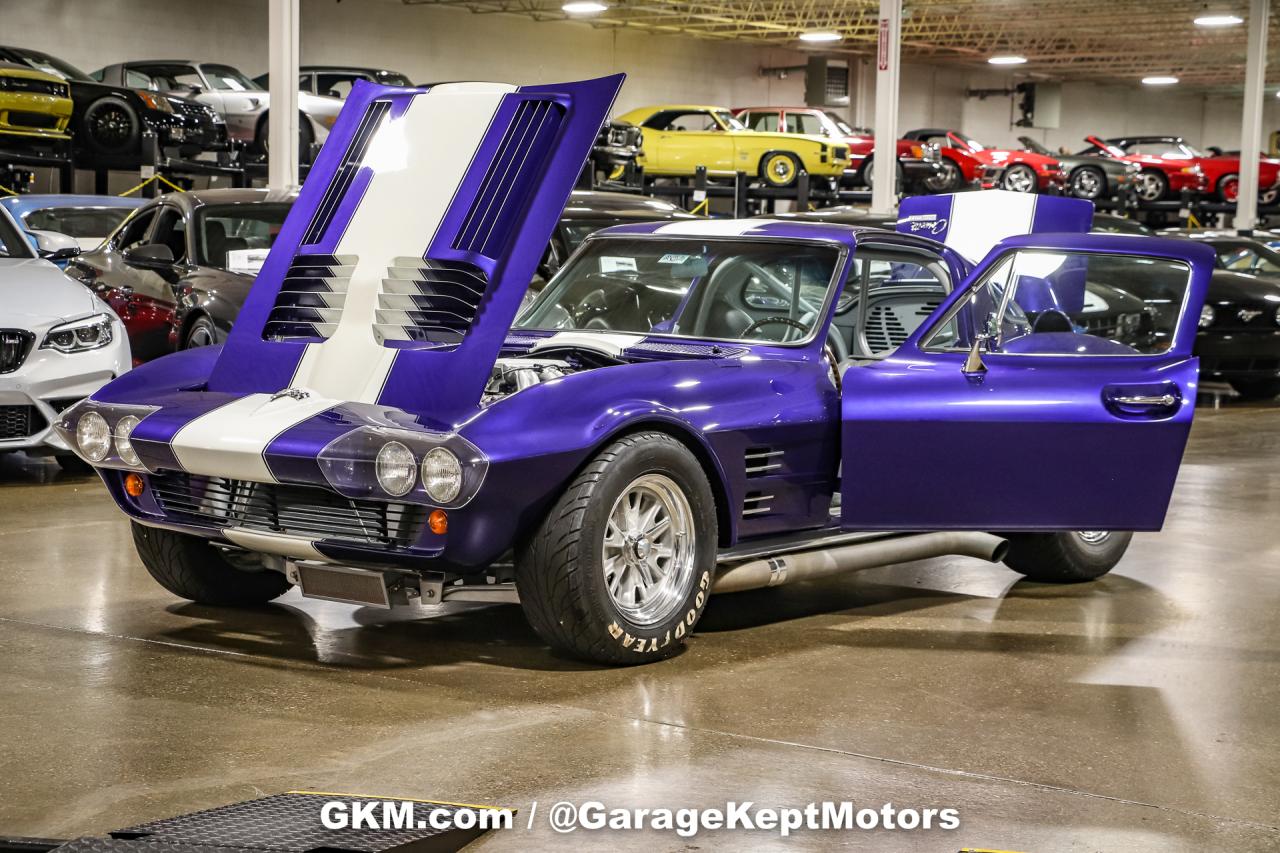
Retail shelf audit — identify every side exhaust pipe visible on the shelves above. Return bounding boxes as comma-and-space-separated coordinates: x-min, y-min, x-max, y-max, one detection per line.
711, 532, 1010, 595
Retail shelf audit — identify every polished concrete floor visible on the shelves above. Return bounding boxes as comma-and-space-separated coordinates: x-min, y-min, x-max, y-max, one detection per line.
1, 395, 1278, 851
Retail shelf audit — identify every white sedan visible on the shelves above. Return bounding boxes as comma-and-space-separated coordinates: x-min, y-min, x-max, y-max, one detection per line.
0, 209, 130, 471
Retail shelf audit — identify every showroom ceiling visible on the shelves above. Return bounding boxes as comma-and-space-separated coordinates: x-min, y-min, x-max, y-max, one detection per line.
407, 0, 1276, 89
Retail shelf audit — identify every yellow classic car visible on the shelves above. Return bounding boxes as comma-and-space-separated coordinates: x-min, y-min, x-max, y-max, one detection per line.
615, 104, 849, 187
0, 61, 72, 150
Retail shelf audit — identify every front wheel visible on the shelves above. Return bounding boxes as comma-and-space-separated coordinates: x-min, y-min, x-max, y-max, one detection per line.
1217, 174, 1239, 203
183, 315, 218, 349
131, 522, 292, 605
924, 159, 963, 193
1001, 163, 1038, 193
1002, 530, 1132, 583
759, 151, 801, 187
516, 431, 717, 665
1068, 166, 1106, 200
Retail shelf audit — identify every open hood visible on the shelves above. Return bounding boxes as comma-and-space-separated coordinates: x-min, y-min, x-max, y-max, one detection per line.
206, 74, 624, 428
896, 191, 1092, 265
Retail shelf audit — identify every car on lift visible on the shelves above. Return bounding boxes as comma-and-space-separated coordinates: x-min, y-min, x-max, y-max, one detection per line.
1014, 136, 1139, 201
614, 104, 850, 187
64, 189, 295, 361
734, 106, 942, 192
254, 66, 413, 99
1075, 135, 1209, 203
0, 194, 144, 260
1096, 135, 1280, 204
0, 205, 131, 472
92, 60, 343, 162
903, 128, 1064, 193
56, 78, 1214, 665
0, 46, 227, 168
0, 61, 73, 159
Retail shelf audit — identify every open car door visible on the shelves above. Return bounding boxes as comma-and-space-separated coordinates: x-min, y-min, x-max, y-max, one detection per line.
840, 232, 1214, 531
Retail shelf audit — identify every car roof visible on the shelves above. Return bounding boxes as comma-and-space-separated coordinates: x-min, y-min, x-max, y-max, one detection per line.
589, 218, 949, 254
298, 65, 405, 74
1107, 136, 1183, 144
562, 190, 694, 220
144, 187, 298, 212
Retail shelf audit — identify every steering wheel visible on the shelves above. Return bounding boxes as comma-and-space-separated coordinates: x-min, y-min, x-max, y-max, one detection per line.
742, 315, 810, 341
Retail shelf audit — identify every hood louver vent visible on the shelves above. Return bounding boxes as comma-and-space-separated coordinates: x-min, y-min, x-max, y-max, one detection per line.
262, 254, 356, 342
374, 258, 489, 347
300, 99, 392, 247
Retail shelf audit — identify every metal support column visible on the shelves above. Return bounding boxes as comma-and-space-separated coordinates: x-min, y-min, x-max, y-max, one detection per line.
870, 0, 902, 214
267, 0, 301, 190
1236, 0, 1269, 231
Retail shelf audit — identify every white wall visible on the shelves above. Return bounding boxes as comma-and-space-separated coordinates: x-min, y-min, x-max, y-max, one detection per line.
3, 0, 1273, 162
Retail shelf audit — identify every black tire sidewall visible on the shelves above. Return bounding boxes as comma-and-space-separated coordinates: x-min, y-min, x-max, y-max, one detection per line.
1003, 531, 1133, 583
575, 438, 717, 660
184, 315, 217, 349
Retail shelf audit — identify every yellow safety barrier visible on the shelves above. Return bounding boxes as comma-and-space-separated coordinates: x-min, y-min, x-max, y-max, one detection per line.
1186, 211, 1202, 229
0, 183, 17, 196
689, 198, 709, 216
117, 173, 189, 197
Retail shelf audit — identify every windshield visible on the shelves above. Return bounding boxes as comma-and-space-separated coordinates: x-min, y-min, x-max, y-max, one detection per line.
23, 206, 135, 240
517, 237, 841, 345
0, 208, 34, 259
823, 111, 856, 135
203, 64, 262, 92
1217, 241, 1280, 275
194, 203, 291, 270
11, 49, 93, 82
715, 110, 747, 131
950, 131, 984, 152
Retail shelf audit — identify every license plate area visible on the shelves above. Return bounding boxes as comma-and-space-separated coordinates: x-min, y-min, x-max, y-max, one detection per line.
292, 562, 391, 608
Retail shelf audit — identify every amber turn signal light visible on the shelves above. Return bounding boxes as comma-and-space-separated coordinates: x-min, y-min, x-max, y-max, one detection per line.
124, 472, 145, 497
428, 509, 448, 535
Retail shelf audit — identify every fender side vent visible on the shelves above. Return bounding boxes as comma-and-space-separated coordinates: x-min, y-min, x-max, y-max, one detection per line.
742, 491, 774, 517
745, 446, 783, 477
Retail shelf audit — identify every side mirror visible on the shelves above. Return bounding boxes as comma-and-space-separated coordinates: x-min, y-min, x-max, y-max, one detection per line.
28, 229, 81, 261
123, 243, 176, 267
963, 333, 993, 375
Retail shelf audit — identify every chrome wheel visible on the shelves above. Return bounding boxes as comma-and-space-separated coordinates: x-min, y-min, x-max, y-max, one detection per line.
1003, 165, 1036, 193
925, 160, 961, 193
602, 473, 696, 626
1075, 530, 1111, 545
1136, 171, 1167, 201
1070, 168, 1104, 199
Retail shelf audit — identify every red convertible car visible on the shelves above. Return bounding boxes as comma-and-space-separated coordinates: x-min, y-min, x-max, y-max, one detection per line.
1099, 136, 1280, 204
902, 128, 1063, 193
734, 106, 941, 191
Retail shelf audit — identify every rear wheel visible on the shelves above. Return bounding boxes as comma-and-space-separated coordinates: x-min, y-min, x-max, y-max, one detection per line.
861, 157, 907, 191
131, 522, 292, 605
254, 112, 316, 162
1217, 174, 1239, 203
923, 158, 963, 193
1001, 163, 1038, 193
1230, 378, 1280, 400
759, 151, 801, 188
1068, 166, 1106, 200
1002, 530, 1132, 583
516, 431, 717, 665
1135, 170, 1169, 202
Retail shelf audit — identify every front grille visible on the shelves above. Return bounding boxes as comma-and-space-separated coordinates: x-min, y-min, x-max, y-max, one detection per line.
0, 76, 67, 97
0, 330, 34, 374
8, 110, 60, 129
0, 405, 43, 440
832, 146, 848, 160
150, 473, 427, 548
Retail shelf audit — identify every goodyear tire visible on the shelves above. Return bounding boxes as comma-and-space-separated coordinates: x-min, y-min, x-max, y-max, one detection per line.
83, 97, 140, 155
759, 151, 801, 188
131, 521, 292, 605
516, 431, 717, 665
1001, 531, 1132, 583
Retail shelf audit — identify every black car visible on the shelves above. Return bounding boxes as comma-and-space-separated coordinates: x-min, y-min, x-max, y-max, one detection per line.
1018, 136, 1137, 201
253, 66, 413, 99
0, 45, 227, 167
65, 188, 295, 360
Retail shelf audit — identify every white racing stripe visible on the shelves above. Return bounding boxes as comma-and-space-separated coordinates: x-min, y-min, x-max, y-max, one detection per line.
170, 392, 337, 481
940, 191, 1037, 264
530, 331, 645, 356
656, 219, 778, 236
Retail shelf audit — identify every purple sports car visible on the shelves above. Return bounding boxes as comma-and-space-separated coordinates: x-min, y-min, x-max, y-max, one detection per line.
54, 76, 1215, 664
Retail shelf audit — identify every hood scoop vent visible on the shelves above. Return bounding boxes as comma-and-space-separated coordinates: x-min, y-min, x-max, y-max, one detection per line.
374, 258, 489, 347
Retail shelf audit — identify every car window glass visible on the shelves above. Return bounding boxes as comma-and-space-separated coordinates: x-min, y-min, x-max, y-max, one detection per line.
135, 64, 203, 90
115, 209, 157, 251
1219, 245, 1280, 274
124, 69, 154, 89
745, 111, 778, 132
203, 64, 260, 91
317, 73, 361, 99
662, 111, 720, 132
786, 113, 824, 135
517, 237, 841, 345
0, 210, 33, 259
23, 207, 135, 241
149, 208, 188, 263
837, 253, 950, 358
922, 251, 1190, 356
195, 203, 291, 270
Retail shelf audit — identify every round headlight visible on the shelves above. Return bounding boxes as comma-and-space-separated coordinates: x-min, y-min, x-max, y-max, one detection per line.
76, 411, 111, 462
1199, 304, 1215, 328
421, 447, 462, 504
375, 441, 416, 497
115, 415, 141, 467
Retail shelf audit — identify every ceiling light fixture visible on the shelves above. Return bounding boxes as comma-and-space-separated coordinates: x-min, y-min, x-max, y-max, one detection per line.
799, 31, 843, 42
562, 1, 607, 14
1193, 12, 1243, 25
988, 55, 1028, 65
1142, 75, 1180, 85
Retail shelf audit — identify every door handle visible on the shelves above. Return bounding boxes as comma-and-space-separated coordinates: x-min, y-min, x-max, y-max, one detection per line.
1103, 384, 1183, 418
